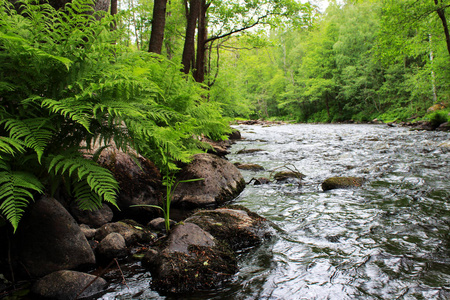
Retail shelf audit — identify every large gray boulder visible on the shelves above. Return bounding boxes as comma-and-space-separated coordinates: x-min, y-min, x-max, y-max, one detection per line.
32, 270, 107, 300
172, 153, 246, 207
16, 197, 96, 277
142, 206, 272, 293
98, 148, 162, 219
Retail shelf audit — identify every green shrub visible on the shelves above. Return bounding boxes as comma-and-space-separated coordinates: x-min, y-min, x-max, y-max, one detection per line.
0, 0, 229, 231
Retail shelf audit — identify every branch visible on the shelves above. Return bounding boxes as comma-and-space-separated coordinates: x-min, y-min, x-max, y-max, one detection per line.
205, 14, 269, 44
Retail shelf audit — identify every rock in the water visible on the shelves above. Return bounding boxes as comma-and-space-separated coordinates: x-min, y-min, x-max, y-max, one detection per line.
228, 130, 241, 140
172, 153, 246, 207
236, 148, 264, 154
16, 197, 95, 277
98, 148, 162, 219
322, 177, 365, 191
186, 206, 271, 251
142, 206, 271, 294
273, 171, 305, 182
97, 232, 128, 259
142, 222, 236, 293
32, 270, 107, 300
71, 204, 113, 228
147, 217, 175, 231
234, 162, 265, 171
95, 221, 153, 246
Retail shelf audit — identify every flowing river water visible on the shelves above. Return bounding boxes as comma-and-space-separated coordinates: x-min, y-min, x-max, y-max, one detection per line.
101, 124, 450, 300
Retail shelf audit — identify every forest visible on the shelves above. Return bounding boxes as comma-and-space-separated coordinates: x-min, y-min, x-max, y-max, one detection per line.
1, 0, 450, 231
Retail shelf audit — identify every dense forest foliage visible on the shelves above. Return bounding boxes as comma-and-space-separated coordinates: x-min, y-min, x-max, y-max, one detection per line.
1, 0, 450, 230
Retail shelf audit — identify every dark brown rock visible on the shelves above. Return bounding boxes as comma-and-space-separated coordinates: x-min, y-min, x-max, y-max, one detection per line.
273, 171, 305, 182
236, 148, 264, 154
235, 163, 265, 171
32, 270, 107, 300
322, 177, 365, 191
96, 232, 128, 259
70, 204, 113, 228
172, 153, 246, 207
16, 197, 96, 277
95, 221, 153, 245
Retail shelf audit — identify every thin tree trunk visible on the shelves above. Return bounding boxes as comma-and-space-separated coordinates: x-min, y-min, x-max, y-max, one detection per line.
194, 0, 208, 82
182, 0, 200, 74
148, 0, 168, 54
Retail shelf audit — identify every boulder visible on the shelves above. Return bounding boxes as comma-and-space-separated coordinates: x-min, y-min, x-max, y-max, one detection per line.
172, 153, 246, 207
142, 206, 272, 293
437, 122, 450, 131
228, 130, 242, 140
79, 224, 96, 239
147, 217, 175, 231
95, 221, 153, 246
71, 204, 113, 228
16, 197, 96, 277
97, 148, 162, 220
96, 232, 128, 259
32, 270, 107, 300
142, 223, 236, 293
234, 162, 265, 171
186, 206, 271, 251
322, 177, 365, 191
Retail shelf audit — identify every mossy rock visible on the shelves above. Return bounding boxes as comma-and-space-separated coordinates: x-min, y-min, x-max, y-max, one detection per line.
322, 177, 365, 191
273, 171, 305, 182
234, 162, 265, 171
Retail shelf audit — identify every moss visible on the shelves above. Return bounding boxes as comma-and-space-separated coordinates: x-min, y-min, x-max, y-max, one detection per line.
273, 171, 305, 181
322, 177, 365, 191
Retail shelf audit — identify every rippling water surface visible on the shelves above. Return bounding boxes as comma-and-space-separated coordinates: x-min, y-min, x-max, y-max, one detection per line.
102, 124, 450, 300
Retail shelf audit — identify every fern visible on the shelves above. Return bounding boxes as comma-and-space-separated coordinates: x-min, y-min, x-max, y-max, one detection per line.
0, 169, 44, 232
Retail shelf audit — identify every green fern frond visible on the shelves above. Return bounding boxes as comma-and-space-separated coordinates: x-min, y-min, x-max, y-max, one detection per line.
48, 154, 118, 206
72, 180, 102, 210
0, 170, 44, 232
0, 137, 25, 158
41, 98, 92, 131
1, 118, 54, 163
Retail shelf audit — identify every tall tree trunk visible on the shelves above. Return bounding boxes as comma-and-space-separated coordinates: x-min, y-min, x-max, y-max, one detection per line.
110, 0, 117, 15
182, 0, 200, 74
194, 0, 208, 82
434, 0, 450, 57
148, 0, 168, 54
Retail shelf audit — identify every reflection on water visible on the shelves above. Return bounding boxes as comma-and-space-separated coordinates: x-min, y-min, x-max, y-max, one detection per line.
101, 124, 450, 300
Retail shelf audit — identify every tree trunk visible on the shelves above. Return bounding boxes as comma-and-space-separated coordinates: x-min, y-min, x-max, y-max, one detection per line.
110, 0, 117, 15
434, 0, 450, 57
148, 0, 168, 54
182, 0, 200, 74
194, 0, 208, 82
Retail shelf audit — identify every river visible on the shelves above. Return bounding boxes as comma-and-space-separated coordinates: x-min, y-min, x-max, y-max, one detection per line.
101, 123, 450, 300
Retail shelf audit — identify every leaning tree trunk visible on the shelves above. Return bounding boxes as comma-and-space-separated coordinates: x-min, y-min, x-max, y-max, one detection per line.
148, 0, 168, 54
434, 0, 450, 58
182, 0, 200, 74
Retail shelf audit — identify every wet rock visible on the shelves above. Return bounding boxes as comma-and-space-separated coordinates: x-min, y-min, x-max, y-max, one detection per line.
32, 270, 107, 300
234, 162, 265, 171
95, 221, 153, 246
96, 232, 128, 259
437, 122, 450, 131
147, 217, 176, 231
273, 171, 305, 182
142, 223, 236, 294
80, 224, 96, 239
228, 130, 241, 140
186, 206, 272, 251
16, 196, 95, 277
322, 177, 365, 191
236, 148, 264, 154
249, 177, 271, 185
97, 148, 162, 219
71, 204, 113, 228
201, 137, 231, 157
172, 153, 246, 208
142, 206, 271, 293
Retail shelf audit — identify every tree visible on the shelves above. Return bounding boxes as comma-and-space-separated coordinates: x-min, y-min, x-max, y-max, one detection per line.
148, 0, 168, 54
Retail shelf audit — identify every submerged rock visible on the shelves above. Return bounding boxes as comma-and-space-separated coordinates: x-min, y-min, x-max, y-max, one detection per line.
236, 148, 264, 154
142, 206, 271, 293
234, 162, 265, 171
273, 171, 305, 182
322, 176, 365, 191
16, 196, 96, 277
32, 270, 107, 300
172, 153, 246, 208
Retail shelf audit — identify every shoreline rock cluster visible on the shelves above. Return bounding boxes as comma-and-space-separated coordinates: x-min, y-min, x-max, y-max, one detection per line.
0, 132, 273, 299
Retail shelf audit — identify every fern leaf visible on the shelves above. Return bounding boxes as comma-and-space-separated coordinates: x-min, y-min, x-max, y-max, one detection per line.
0, 118, 54, 163
41, 98, 92, 132
0, 170, 44, 232
0, 137, 25, 158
